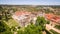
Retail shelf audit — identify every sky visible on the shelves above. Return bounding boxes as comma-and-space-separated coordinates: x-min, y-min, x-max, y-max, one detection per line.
0, 0, 60, 5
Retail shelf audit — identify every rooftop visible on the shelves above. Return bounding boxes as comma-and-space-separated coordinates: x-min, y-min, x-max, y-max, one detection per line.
15, 11, 31, 16
45, 14, 60, 23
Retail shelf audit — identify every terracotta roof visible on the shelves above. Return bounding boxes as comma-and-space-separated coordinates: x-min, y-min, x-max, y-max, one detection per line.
15, 11, 31, 16
45, 14, 60, 23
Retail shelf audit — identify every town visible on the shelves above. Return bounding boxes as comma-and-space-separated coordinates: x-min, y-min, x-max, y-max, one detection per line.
0, 5, 60, 34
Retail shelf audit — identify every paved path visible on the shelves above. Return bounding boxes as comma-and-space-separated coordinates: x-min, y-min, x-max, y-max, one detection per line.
14, 32, 17, 34
46, 24, 60, 33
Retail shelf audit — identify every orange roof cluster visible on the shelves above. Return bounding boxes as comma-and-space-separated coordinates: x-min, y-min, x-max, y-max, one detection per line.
15, 11, 31, 16
45, 14, 60, 23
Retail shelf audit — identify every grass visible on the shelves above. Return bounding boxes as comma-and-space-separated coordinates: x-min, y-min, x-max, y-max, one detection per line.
0, 30, 14, 34
50, 29, 60, 34
54, 25, 60, 30
4, 19, 19, 28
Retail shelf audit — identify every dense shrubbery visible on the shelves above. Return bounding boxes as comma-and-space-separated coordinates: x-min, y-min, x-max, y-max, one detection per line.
0, 21, 7, 32
17, 24, 42, 34
0, 21, 13, 34
0, 6, 14, 34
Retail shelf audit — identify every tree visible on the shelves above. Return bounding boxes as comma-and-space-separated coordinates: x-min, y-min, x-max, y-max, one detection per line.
0, 21, 9, 32
17, 24, 42, 34
47, 20, 50, 24
0, 6, 9, 21
36, 16, 46, 26
35, 16, 47, 31
0, 6, 3, 20
17, 16, 49, 34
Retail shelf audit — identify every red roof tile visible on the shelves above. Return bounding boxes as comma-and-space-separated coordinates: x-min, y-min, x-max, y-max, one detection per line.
45, 14, 60, 23
15, 11, 31, 16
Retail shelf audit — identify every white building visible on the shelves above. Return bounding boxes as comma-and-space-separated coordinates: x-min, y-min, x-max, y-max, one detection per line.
12, 11, 31, 27
12, 11, 46, 27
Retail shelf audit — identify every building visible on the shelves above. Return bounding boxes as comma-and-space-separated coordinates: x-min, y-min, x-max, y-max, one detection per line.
45, 14, 60, 24
12, 11, 31, 27
12, 11, 46, 27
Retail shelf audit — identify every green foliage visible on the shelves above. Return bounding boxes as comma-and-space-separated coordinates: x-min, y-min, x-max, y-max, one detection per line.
45, 9, 54, 14
47, 20, 50, 24
36, 17, 46, 26
0, 6, 11, 21
36, 16, 41, 26
35, 16, 48, 31
36, 16, 46, 26
0, 6, 3, 11
17, 26, 21, 29
56, 12, 60, 15
0, 21, 9, 32
45, 29, 51, 34
17, 24, 42, 34
7, 19, 19, 27
50, 29, 60, 34
17, 16, 48, 34
17, 30, 24, 34
1, 30, 13, 34
11, 26, 17, 31
0, 6, 51, 34
0, 21, 14, 34
54, 25, 60, 30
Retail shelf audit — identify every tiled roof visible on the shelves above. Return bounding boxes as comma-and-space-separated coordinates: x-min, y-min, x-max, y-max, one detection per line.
45, 14, 60, 23
15, 11, 31, 16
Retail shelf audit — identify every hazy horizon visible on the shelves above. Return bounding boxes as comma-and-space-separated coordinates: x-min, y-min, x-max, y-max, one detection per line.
0, 0, 60, 5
